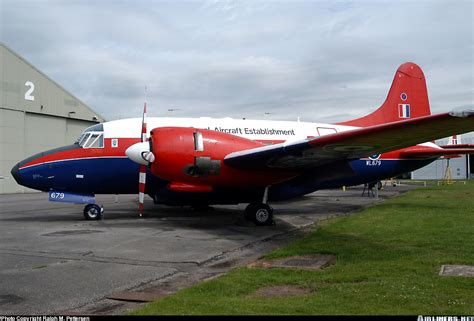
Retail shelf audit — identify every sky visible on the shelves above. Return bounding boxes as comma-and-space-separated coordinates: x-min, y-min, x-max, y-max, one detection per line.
1, 0, 473, 123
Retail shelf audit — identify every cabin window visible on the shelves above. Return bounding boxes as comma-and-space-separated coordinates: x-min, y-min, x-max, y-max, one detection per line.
193, 132, 204, 151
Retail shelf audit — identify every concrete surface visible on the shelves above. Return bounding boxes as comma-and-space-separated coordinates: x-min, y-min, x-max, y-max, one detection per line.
440, 265, 474, 277
0, 184, 414, 314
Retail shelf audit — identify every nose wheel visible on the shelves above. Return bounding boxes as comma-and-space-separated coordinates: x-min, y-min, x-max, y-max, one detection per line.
83, 204, 104, 220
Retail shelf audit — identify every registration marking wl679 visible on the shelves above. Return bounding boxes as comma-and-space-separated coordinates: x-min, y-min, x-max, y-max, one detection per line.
366, 154, 382, 166
366, 160, 382, 166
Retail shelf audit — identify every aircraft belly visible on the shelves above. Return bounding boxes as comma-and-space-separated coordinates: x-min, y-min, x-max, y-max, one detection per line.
345, 158, 436, 185
269, 159, 436, 201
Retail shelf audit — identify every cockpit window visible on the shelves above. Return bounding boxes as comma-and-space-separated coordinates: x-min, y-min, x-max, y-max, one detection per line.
76, 124, 104, 148
77, 133, 88, 146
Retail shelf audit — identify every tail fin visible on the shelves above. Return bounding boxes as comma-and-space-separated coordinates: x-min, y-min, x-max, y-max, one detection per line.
338, 62, 431, 127
447, 134, 461, 146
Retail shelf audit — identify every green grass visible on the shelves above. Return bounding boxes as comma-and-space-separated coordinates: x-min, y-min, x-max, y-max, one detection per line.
131, 183, 474, 315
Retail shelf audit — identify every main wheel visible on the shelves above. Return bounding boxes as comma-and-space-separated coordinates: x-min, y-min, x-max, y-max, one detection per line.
83, 204, 103, 220
377, 181, 383, 190
191, 204, 214, 212
245, 203, 274, 226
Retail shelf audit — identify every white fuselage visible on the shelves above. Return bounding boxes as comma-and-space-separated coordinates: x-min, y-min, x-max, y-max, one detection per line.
103, 117, 357, 142
101, 116, 439, 149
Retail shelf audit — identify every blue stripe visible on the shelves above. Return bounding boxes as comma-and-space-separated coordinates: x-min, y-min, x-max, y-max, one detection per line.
18, 157, 437, 204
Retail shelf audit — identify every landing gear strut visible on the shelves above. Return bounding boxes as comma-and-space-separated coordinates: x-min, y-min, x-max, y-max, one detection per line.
83, 204, 104, 220
244, 186, 274, 226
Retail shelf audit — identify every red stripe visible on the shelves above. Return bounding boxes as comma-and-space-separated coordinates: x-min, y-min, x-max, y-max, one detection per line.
20, 137, 294, 169
255, 139, 285, 145
20, 138, 140, 169
139, 184, 145, 193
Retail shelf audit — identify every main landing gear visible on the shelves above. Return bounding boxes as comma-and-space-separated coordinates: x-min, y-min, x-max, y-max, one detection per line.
245, 203, 273, 226
83, 204, 104, 220
244, 186, 274, 226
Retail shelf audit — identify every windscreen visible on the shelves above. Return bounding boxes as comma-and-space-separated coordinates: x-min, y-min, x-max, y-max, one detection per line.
76, 124, 104, 148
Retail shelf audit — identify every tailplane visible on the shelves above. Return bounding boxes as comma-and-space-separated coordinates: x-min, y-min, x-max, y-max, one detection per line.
338, 62, 431, 127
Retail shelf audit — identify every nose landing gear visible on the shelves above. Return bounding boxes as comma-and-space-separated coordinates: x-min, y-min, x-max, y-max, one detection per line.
83, 204, 104, 220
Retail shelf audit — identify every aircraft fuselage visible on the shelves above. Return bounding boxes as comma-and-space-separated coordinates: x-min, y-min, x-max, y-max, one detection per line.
11, 117, 437, 205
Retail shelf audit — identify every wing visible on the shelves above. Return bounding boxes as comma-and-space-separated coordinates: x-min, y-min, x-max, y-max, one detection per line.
439, 144, 474, 149
400, 147, 474, 159
224, 109, 474, 170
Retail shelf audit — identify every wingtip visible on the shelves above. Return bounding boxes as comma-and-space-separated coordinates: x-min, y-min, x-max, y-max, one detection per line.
449, 108, 474, 118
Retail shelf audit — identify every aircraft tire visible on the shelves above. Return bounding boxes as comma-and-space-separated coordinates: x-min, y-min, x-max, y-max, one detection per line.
83, 204, 103, 220
245, 203, 273, 226
191, 204, 214, 212
377, 181, 383, 190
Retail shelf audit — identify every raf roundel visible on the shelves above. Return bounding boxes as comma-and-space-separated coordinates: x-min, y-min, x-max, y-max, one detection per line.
400, 92, 408, 101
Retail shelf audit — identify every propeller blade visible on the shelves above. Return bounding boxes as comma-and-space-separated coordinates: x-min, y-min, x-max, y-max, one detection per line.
141, 103, 147, 143
139, 164, 146, 216
138, 102, 148, 217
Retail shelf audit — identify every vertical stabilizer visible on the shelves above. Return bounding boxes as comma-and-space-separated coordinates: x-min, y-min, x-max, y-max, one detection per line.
338, 62, 431, 127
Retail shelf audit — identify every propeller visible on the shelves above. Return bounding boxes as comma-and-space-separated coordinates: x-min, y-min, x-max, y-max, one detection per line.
125, 102, 155, 217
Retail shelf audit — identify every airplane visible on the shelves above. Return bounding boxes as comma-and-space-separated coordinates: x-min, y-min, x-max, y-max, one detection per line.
10, 62, 474, 226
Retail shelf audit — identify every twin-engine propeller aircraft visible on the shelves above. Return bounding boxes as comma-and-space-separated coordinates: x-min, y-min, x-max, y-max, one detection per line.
11, 62, 474, 225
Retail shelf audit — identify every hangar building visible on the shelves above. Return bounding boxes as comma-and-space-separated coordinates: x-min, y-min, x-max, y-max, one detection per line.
0, 43, 105, 193
411, 136, 474, 180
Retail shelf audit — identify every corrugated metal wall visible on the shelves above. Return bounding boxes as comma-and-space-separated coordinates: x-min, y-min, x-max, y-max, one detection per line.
411, 156, 469, 180
411, 137, 473, 180
0, 44, 104, 193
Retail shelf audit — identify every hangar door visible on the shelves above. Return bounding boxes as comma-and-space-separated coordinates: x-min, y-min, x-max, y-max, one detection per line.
24, 113, 67, 157
66, 119, 95, 145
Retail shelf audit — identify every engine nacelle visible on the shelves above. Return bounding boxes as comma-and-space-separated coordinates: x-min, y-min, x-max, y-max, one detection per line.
149, 127, 295, 188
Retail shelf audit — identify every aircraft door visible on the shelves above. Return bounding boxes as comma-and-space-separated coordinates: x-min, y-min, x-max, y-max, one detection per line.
317, 127, 337, 136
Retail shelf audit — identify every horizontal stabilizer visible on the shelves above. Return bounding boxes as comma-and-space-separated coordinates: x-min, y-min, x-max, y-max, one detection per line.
439, 144, 474, 149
